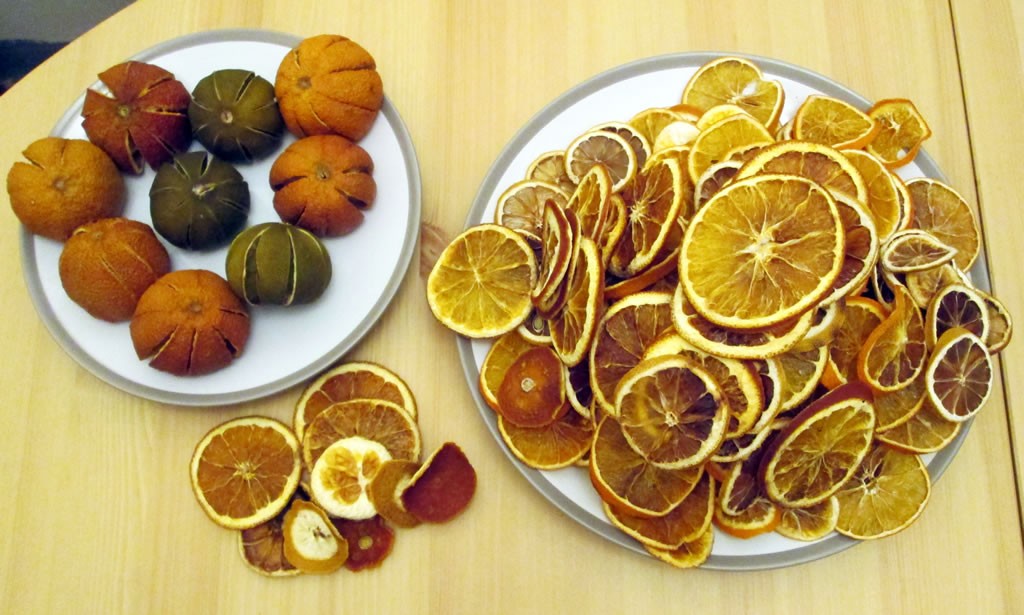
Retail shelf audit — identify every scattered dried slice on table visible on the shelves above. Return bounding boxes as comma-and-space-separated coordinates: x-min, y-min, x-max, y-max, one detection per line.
589, 415, 704, 517
496, 346, 567, 427
880, 229, 958, 274
602, 472, 714, 549
294, 362, 418, 442
687, 113, 775, 184
238, 507, 302, 577
905, 177, 981, 271
302, 399, 421, 470
309, 436, 391, 520
834, 444, 930, 539
190, 416, 302, 530
924, 284, 989, 349
775, 496, 839, 541
644, 527, 714, 568
498, 410, 593, 470
367, 459, 422, 528
550, 237, 605, 366
793, 94, 879, 149
680, 56, 784, 129
866, 98, 932, 168
427, 224, 537, 338
494, 179, 570, 241
759, 382, 875, 508
401, 443, 477, 523
857, 286, 927, 393
281, 499, 349, 574
565, 129, 638, 192
925, 327, 994, 423
615, 355, 727, 469
331, 516, 395, 571
679, 174, 843, 330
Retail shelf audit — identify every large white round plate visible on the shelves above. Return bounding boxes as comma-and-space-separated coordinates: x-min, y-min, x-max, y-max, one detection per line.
20, 29, 421, 406
458, 52, 988, 570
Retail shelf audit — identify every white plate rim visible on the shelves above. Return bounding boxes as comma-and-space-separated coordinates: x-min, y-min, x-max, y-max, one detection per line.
19, 28, 422, 406
456, 51, 986, 571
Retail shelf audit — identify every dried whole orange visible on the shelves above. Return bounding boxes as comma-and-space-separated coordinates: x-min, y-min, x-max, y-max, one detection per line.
81, 61, 192, 174
270, 134, 376, 236
58, 218, 170, 322
275, 34, 383, 140
129, 269, 250, 376
6, 137, 124, 241
188, 69, 284, 162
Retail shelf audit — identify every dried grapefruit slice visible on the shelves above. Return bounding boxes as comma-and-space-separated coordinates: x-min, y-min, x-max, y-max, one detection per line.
925, 327, 994, 423
401, 442, 477, 523
905, 177, 981, 271
792, 94, 879, 150
427, 224, 537, 338
679, 174, 844, 330
331, 516, 395, 572
615, 355, 728, 469
680, 56, 784, 129
834, 443, 930, 539
759, 382, 875, 508
857, 286, 927, 393
190, 416, 302, 530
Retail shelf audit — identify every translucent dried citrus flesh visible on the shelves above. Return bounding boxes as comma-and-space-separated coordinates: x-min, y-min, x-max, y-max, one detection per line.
925, 328, 994, 423
602, 472, 714, 549
842, 150, 903, 242
906, 178, 981, 271
793, 94, 879, 150
565, 162, 612, 242
735, 140, 868, 204
835, 444, 930, 539
426, 224, 537, 338
589, 121, 653, 169
281, 499, 349, 574
610, 155, 686, 277
775, 496, 839, 542
857, 287, 927, 393
681, 56, 784, 129
687, 113, 775, 185
238, 506, 301, 577
760, 382, 875, 508
302, 399, 421, 470
494, 179, 569, 241
924, 284, 989, 349
496, 346, 567, 428
498, 409, 593, 470
190, 416, 302, 530
877, 398, 961, 454
776, 346, 828, 412
525, 150, 576, 194
331, 516, 395, 572
401, 443, 477, 524
644, 527, 714, 568
615, 355, 728, 469
294, 362, 418, 442
825, 297, 889, 387
680, 174, 844, 330
881, 229, 957, 274
589, 416, 704, 518
874, 371, 927, 432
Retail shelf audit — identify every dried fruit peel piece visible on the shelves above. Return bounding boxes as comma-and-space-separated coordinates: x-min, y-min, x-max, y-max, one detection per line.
401, 443, 477, 523
282, 499, 349, 573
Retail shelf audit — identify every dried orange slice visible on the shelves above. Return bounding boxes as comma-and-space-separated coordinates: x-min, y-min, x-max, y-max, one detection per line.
494, 179, 570, 241
309, 436, 391, 520
302, 399, 421, 470
866, 98, 932, 169
564, 163, 612, 243
588, 415, 704, 517
629, 107, 685, 147
712, 423, 775, 463
903, 262, 966, 309
776, 346, 828, 412
609, 154, 686, 277
604, 241, 679, 300
294, 362, 418, 442
687, 113, 775, 185
238, 505, 301, 577
714, 495, 781, 539
525, 150, 576, 194
599, 193, 628, 265
925, 327, 994, 423
874, 371, 927, 432
695, 103, 752, 131
531, 199, 574, 315
331, 516, 395, 571
281, 499, 349, 574
792, 95, 879, 149
427, 224, 537, 338
565, 361, 594, 418
834, 443, 930, 539
881, 229, 958, 274
602, 472, 714, 549
615, 355, 728, 469
876, 398, 962, 453
680, 174, 844, 330
760, 382, 875, 507
905, 177, 981, 271
366, 459, 421, 528
775, 496, 839, 541
976, 288, 1013, 354
496, 345, 567, 428
820, 194, 879, 306
589, 291, 675, 415
478, 329, 539, 411
857, 286, 927, 393
565, 130, 637, 192
924, 283, 989, 349
190, 416, 302, 530
498, 409, 592, 470
681, 56, 784, 130
589, 120, 652, 169
401, 442, 477, 523
644, 527, 714, 568
653, 121, 700, 152
550, 237, 604, 366
694, 159, 742, 209
735, 140, 867, 204
671, 284, 816, 360
843, 149, 904, 242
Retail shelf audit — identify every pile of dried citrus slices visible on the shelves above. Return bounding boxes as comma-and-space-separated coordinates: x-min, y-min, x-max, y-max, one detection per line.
189, 362, 476, 576
426, 56, 1011, 568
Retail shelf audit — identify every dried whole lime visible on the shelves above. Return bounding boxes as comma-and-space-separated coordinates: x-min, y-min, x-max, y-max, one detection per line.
150, 151, 250, 250
189, 69, 284, 162
226, 222, 332, 306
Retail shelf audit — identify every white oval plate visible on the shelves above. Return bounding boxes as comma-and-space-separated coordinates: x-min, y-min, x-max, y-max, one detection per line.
20, 29, 421, 406
458, 52, 986, 570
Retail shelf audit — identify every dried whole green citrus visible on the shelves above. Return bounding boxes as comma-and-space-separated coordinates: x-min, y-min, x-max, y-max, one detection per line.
149, 151, 250, 250
189, 69, 284, 162
225, 222, 332, 306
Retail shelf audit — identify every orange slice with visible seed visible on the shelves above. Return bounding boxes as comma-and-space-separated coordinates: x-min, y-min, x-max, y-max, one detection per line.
478, 329, 540, 411
496, 345, 567, 428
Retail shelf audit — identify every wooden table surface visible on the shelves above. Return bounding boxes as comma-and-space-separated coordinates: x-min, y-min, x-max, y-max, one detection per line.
1, 1, 1022, 613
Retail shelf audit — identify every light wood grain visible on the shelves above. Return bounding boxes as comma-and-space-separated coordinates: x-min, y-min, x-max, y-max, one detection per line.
0, 1, 1021, 613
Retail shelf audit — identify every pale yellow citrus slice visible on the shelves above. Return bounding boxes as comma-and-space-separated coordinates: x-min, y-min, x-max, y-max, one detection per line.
834, 443, 930, 539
